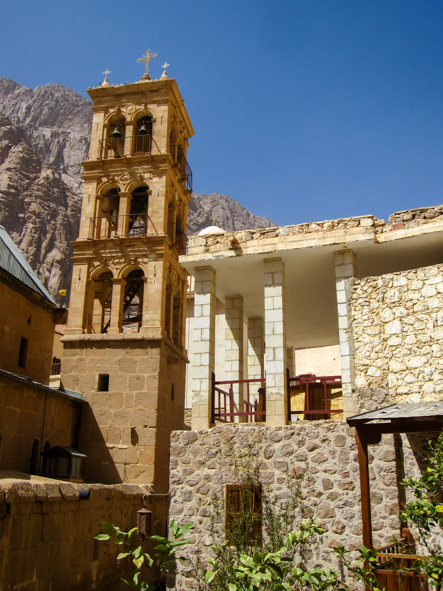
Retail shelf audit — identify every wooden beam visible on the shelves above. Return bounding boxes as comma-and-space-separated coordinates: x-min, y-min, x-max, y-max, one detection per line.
356, 428, 373, 549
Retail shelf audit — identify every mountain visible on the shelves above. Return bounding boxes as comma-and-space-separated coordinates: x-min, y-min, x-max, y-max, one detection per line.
188, 193, 275, 235
0, 78, 275, 303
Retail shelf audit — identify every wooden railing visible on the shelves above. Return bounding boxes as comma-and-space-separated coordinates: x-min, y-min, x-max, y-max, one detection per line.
375, 533, 429, 591
211, 373, 266, 423
287, 369, 343, 421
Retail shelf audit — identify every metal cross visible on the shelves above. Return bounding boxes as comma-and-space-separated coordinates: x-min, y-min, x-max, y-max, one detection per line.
137, 49, 158, 77
103, 69, 111, 77
161, 62, 170, 72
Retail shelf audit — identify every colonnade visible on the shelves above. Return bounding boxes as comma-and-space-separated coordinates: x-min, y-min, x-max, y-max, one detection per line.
191, 252, 357, 429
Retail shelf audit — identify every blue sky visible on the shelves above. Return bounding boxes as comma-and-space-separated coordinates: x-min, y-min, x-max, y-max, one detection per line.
1, 0, 443, 226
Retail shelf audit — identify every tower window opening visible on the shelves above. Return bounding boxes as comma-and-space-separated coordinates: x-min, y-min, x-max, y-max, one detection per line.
106, 117, 126, 158
122, 270, 144, 332
18, 337, 28, 369
100, 189, 120, 238
97, 374, 110, 392
89, 271, 113, 333
134, 116, 152, 153
128, 187, 149, 236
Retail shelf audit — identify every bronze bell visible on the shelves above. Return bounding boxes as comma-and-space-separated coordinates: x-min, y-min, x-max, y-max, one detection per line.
110, 125, 122, 138
138, 124, 149, 135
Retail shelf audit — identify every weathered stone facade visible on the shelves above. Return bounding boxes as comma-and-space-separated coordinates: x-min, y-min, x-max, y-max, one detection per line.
0, 478, 150, 591
352, 263, 443, 411
169, 422, 409, 590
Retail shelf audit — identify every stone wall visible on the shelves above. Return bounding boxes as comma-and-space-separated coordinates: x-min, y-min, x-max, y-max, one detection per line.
62, 337, 187, 488
352, 263, 443, 411
0, 479, 151, 591
0, 279, 56, 385
186, 204, 443, 256
0, 370, 83, 473
169, 422, 407, 590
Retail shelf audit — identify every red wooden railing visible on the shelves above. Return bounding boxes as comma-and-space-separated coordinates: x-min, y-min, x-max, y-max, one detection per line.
286, 369, 343, 421
211, 373, 266, 423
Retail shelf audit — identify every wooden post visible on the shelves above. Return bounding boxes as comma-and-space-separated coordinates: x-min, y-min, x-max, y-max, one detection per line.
356, 427, 373, 549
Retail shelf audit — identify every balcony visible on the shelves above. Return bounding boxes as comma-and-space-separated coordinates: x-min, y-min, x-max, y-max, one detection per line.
88, 213, 158, 240
98, 134, 152, 159
211, 374, 266, 423
170, 144, 193, 192
287, 371, 343, 421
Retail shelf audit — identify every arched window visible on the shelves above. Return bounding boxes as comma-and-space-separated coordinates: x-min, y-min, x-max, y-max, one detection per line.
122, 270, 144, 332
129, 186, 149, 236
134, 116, 152, 153
30, 439, 40, 475
106, 116, 126, 158
89, 270, 113, 334
165, 273, 172, 339
101, 188, 120, 238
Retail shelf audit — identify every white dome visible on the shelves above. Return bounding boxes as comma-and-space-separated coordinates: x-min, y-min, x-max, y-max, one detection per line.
198, 225, 225, 236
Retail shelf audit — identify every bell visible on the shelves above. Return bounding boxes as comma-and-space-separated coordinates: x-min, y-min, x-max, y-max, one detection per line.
138, 124, 149, 135
110, 125, 122, 138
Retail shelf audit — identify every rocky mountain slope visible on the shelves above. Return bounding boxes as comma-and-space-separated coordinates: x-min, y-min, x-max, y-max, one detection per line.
0, 78, 275, 303
188, 193, 275, 235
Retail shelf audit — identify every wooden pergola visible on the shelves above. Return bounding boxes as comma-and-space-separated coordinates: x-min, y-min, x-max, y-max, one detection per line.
347, 401, 443, 549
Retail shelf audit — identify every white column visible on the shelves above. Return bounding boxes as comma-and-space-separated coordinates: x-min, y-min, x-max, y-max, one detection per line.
248, 317, 264, 380
225, 295, 244, 419
191, 266, 216, 430
335, 250, 357, 417
286, 346, 295, 376
264, 258, 287, 425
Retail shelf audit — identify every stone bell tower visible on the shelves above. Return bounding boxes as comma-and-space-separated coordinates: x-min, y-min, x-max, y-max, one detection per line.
61, 56, 194, 489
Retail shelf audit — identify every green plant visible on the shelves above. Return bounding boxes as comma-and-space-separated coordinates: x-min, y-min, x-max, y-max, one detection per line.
400, 432, 443, 589
95, 519, 193, 590
334, 545, 384, 591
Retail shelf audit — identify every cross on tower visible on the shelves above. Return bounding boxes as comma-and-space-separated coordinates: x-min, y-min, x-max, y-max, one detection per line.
137, 49, 158, 77
103, 69, 111, 77
161, 62, 170, 72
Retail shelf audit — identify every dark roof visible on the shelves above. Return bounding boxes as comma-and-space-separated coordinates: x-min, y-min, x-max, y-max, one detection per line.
347, 401, 443, 427
0, 225, 56, 305
0, 368, 85, 403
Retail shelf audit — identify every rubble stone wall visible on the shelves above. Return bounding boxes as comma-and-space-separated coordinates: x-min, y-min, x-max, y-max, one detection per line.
0, 480, 151, 591
352, 263, 443, 411
169, 422, 407, 590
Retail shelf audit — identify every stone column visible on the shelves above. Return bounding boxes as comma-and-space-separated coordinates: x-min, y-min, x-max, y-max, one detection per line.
142, 260, 164, 338
248, 317, 264, 380
225, 295, 244, 419
192, 266, 216, 430
286, 346, 295, 376
125, 122, 136, 155
118, 192, 131, 236
264, 258, 287, 425
334, 250, 357, 416
108, 278, 124, 334
64, 262, 90, 335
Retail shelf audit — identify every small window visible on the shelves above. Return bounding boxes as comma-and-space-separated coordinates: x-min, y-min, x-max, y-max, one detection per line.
97, 374, 109, 392
18, 337, 28, 368
171, 384, 175, 401
226, 484, 262, 546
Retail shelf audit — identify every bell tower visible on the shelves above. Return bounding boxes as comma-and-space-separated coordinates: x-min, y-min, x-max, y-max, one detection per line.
62, 59, 194, 489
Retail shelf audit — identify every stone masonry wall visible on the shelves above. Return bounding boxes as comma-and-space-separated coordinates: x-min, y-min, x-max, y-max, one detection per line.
0, 479, 150, 591
352, 263, 443, 411
169, 422, 407, 590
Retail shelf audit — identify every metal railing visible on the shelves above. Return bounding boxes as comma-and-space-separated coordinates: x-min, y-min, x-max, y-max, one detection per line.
287, 370, 343, 421
51, 362, 61, 375
88, 213, 158, 239
98, 134, 152, 159
170, 144, 193, 191
87, 312, 111, 334
121, 313, 142, 333
167, 222, 187, 254
211, 373, 266, 423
